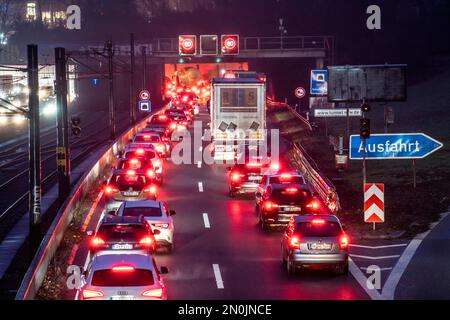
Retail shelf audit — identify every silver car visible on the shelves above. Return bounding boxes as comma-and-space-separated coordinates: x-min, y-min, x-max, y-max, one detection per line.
79, 253, 168, 300
116, 201, 176, 253
281, 215, 349, 275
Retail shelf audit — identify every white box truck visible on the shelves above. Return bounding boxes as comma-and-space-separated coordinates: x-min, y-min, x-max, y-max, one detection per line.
210, 73, 266, 161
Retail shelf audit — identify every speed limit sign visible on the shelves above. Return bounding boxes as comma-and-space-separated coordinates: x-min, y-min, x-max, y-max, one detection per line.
295, 87, 306, 99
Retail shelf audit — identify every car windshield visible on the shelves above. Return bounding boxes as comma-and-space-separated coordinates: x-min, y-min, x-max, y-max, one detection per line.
269, 189, 312, 204
113, 174, 148, 191
296, 221, 342, 237
123, 207, 163, 217
97, 224, 148, 241
269, 176, 305, 184
134, 135, 160, 143
92, 269, 154, 287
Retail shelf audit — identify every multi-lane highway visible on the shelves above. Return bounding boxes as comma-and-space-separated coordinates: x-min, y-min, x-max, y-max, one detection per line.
50, 106, 369, 300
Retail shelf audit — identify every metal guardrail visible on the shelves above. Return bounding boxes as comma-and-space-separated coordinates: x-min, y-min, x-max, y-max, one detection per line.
268, 98, 340, 213
291, 142, 341, 213
15, 114, 154, 300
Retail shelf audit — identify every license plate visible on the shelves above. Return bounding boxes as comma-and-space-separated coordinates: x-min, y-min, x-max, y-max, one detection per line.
308, 243, 332, 250
111, 296, 135, 300
248, 176, 262, 181
282, 207, 301, 212
123, 191, 139, 197
112, 244, 133, 250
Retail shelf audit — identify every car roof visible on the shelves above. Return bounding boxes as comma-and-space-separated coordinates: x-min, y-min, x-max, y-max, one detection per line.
136, 132, 159, 137
123, 200, 162, 209
91, 253, 155, 271
294, 214, 340, 224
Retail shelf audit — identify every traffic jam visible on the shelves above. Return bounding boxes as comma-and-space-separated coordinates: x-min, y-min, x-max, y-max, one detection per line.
75, 70, 349, 301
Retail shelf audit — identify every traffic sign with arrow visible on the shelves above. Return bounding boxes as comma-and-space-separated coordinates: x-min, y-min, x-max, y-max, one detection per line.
350, 133, 443, 160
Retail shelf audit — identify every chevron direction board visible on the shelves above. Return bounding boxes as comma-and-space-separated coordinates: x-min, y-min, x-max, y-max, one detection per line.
364, 183, 385, 223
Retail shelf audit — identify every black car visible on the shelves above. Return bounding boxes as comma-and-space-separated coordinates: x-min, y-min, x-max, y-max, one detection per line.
256, 183, 321, 231
88, 216, 158, 254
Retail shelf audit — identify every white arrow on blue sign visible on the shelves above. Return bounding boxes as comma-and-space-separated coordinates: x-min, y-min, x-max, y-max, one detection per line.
350, 133, 443, 160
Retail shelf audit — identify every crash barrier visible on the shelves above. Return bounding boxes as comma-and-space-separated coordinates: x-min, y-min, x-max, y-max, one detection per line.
15, 113, 157, 300
291, 142, 341, 214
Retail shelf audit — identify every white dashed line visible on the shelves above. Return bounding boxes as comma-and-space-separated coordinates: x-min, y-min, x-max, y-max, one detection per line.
203, 213, 211, 228
360, 267, 393, 271
212, 264, 224, 289
197, 161, 202, 168
199, 146, 203, 152
350, 254, 401, 260
198, 182, 204, 192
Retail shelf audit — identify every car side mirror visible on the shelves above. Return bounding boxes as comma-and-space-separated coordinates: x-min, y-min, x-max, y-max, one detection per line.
169, 210, 176, 216
160, 266, 169, 274
153, 229, 161, 235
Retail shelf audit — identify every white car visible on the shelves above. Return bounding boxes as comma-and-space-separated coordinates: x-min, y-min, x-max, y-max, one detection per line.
78, 253, 168, 300
116, 200, 176, 253
132, 133, 169, 158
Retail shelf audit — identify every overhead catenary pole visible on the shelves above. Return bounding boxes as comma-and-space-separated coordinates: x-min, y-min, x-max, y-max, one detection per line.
130, 33, 136, 124
107, 41, 116, 140
55, 48, 71, 199
141, 45, 147, 90
27, 44, 42, 248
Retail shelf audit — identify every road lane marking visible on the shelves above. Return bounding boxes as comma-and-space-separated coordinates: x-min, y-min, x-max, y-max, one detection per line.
199, 146, 203, 152
197, 161, 202, 168
350, 254, 401, 260
360, 267, 393, 271
350, 243, 408, 249
81, 191, 104, 233
382, 211, 450, 300
203, 213, 210, 228
198, 182, 204, 192
212, 264, 224, 289
348, 257, 384, 300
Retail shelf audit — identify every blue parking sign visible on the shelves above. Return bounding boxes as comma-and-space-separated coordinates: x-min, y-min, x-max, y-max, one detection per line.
310, 70, 328, 95
139, 100, 151, 112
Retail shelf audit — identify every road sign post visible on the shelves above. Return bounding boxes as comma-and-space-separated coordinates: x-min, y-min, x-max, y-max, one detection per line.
107, 41, 116, 140
130, 33, 136, 124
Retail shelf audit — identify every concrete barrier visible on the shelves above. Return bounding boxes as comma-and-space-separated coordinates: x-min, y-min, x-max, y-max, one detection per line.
15, 114, 154, 300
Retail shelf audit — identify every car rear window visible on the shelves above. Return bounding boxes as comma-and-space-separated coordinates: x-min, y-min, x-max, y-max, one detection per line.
125, 151, 156, 160
123, 207, 163, 217
269, 176, 305, 184
296, 221, 342, 237
150, 117, 169, 124
113, 174, 148, 190
92, 269, 154, 287
134, 135, 161, 143
98, 224, 147, 241
119, 160, 151, 170
269, 189, 312, 204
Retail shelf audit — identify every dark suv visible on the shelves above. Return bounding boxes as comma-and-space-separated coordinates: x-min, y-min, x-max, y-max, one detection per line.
256, 183, 321, 231
88, 216, 158, 254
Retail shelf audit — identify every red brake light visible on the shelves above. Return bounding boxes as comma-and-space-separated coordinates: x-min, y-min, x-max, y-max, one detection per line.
144, 135, 151, 140
158, 115, 167, 120
339, 234, 349, 249
289, 235, 301, 250
280, 173, 292, 181
170, 122, 177, 130
105, 185, 118, 195
286, 187, 298, 193
306, 201, 320, 211
136, 148, 145, 155
82, 289, 103, 299
142, 288, 163, 298
231, 172, 244, 182
264, 201, 279, 211
91, 237, 105, 246
147, 170, 155, 179
126, 169, 136, 176
140, 236, 154, 247
312, 218, 326, 225
153, 223, 169, 229
112, 265, 135, 272
129, 158, 140, 165
246, 163, 263, 168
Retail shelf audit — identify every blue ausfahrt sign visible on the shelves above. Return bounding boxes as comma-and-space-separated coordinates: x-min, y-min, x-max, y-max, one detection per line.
310, 70, 328, 95
350, 133, 443, 160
